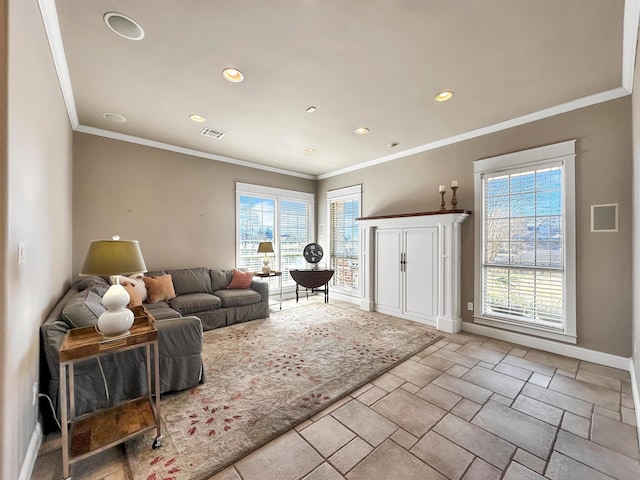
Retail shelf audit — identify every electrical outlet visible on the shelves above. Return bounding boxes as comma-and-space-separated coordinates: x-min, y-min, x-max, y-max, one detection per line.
32, 381, 38, 405
18, 242, 26, 264
467, 302, 474, 311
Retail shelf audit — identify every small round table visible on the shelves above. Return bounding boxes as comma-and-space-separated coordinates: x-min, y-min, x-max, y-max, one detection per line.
289, 269, 335, 303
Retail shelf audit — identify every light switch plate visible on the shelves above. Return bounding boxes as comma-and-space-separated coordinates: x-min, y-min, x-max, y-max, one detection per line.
18, 242, 26, 264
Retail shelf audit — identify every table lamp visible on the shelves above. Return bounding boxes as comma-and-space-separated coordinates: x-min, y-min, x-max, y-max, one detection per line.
257, 241, 274, 274
80, 236, 147, 337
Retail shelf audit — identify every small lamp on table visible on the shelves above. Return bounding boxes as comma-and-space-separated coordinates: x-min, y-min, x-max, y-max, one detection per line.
257, 241, 274, 274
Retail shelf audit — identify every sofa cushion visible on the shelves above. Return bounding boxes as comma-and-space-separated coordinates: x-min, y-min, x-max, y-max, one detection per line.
147, 307, 182, 320
214, 289, 262, 308
169, 293, 222, 315
167, 267, 212, 295
61, 290, 106, 328
210, 269, 233, 291
144, 274, 177, 303
228, 269, 254, 289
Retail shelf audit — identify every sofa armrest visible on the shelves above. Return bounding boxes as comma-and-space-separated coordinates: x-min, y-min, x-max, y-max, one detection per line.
156, 315, 203, 357
250, 280, 269, 303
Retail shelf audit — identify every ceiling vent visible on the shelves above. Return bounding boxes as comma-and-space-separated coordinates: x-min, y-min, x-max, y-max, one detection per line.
200, 127, 226, 139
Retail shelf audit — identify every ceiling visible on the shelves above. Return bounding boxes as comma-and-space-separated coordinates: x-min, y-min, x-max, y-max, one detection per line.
44, 0, 636, 179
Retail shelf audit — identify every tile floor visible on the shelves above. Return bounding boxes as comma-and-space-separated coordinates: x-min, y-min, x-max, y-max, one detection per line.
32, 298, 640, 480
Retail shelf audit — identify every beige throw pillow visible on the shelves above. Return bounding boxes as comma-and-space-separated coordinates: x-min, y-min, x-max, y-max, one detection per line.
143, 274, 177, 303
121, 281, 142, 307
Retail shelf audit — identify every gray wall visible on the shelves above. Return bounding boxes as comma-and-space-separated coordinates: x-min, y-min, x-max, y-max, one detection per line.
632, 22, 640, 423
72, 133, 316, 274
3, 0, 73, 478
318, 97, 632, 357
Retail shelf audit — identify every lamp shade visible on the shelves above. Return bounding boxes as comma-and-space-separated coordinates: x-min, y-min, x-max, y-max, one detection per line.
257, 241, 274, 254
81, 239, 147, 276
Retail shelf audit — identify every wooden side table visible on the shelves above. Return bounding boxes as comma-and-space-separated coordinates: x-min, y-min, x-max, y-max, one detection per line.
254, 271, 283, 309
58, 306, 162, 479
290, 269, 335, 303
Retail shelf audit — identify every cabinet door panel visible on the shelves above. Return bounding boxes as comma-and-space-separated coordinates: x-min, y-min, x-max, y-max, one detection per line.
404, 227, 437, 320
375, 229, 402, 314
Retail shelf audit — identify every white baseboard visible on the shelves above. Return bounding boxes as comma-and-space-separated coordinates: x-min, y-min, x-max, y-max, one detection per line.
19, 422, 42, 480
629, 359, 640, 444
462, 322, 631, 371
438, 316, 462, 334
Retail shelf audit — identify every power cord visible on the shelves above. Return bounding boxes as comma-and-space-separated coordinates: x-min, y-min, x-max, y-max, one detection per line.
37, 393, 61, 430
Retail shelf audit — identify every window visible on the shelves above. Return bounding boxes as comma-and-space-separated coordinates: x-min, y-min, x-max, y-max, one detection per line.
474, 141, 576, 343
236, 183, 314, 285
327, 185, 362, 292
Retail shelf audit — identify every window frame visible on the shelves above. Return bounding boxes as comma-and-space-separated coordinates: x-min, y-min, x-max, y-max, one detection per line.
236, 182, 315, 286
327, 185, 362, 296
473, 140, 577, 343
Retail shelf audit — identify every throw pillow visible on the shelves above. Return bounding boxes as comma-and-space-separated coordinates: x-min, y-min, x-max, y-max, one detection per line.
227, 269, 254, 289
143, 274, 176, 303
125, 273, 148, 302
121, 281, 142, 307
61, 290, 106, 328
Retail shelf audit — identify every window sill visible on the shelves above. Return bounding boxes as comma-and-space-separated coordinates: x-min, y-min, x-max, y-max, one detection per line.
473, 315, 577, 344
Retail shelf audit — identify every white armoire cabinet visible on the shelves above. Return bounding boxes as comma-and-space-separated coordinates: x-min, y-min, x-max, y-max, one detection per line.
357, 210, 470, 333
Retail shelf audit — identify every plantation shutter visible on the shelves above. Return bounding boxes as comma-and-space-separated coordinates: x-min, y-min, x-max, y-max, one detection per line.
280, 199, 311, 284
330, 197, 359, 288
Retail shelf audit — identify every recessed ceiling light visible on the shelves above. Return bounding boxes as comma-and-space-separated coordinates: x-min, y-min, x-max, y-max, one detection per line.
103, 13, 145, 41
306, 106, 317, 113
189, 114, 206, 123
223, 68, 244, 83
355, 127, 369, 135
305, 149, 316, 154
102, 112, 127, 123
434, 90, 454, 102
387, 142, 399, 148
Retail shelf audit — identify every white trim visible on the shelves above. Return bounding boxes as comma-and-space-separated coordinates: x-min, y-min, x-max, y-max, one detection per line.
474, 140, 576, 172
463, 322, 631, 371
474, 316, 577, 344
235, 182, 314, 202
18, 422, 42, 480
327, 184, 362, 200
623, 0, 640, 91
37, 0, 78, 128
629, 359, 640, 443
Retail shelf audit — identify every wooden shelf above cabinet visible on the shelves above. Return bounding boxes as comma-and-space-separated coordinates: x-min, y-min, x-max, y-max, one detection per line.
356, 209, 471, 222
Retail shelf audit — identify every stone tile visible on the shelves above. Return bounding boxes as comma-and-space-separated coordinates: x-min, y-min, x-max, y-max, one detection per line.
346, 440, 446, 480
478, 361, 495, 369
545, 451, 614, 480
579, 361, 631, 382
591, 413, 640, 459
433, 413, 516, 470
446, 364, 470, 377
372, 388, 446, 437
548, 375, 620, 411
576, 370, 621, 391
209, 467, 243, 480
300, 416, 357, 458
416, 383, 463, 410
493, 362, 532, 381
622, 407, 638, 426
501, 355, 555, 376
527, 373, 551, 388
472, 401, 556, 459
435, 339, 449, 348
456, 343, 507, 364
303, 463, 345, 480
594, 405, 620, 421
390, 428, 418, 449
451, 398, 482, 421
411, 431, 474, 480
296, 419, 314, 432
622, 392, 634, 409
350, 383, 374, 397
524, 349, 579, 372
420, 345, 441, 357
329, 438, 373, 475
482, 339, 514, 354
554, 430, 640, 480
513, 449, 546, 474
509, 347, 528, 358
561, 412, 590, 438
461, 458, 502, 480
556, 368, 576, 378
388, 360, 442, 387
401, 382, 420, 394
331, 400, 397, 447
462, 366, 525, 398
521, 383, 592, 418
432, 348, 479, 368
443, 342, 461, 351
235, 430, 323, 480
490, 393, 512, 406
370, 372, 405, 392
622, 380, 632, 394
356, 385, 387, 406
311, 396, 352, 421
433, 373, 493, 404
502, 461, 545, 479
419, 355, 455, 372
512, 395, 563, 426
446, 333, 477, 345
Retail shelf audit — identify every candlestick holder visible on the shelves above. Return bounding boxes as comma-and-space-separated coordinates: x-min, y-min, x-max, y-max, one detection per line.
450, 186, 458, 209
440, 191, 446, 211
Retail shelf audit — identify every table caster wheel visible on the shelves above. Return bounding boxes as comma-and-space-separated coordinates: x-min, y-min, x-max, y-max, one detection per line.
152, 435, 164, 449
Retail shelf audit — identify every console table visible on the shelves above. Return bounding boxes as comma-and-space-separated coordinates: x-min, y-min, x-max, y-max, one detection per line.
290, 269, 334, 303
253, 271, 283, 309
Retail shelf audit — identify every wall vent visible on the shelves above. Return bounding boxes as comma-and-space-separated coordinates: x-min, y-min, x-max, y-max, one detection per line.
200, 127, 226, 139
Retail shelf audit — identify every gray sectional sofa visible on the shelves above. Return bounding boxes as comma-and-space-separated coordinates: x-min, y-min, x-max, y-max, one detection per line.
40, 267, 270, 425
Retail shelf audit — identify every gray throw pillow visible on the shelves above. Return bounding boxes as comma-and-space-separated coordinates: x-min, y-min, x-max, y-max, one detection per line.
61, 290, 106, 328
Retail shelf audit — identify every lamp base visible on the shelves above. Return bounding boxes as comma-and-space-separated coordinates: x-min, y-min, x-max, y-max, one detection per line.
262, 255, 271, 274
98, 283, 134, 336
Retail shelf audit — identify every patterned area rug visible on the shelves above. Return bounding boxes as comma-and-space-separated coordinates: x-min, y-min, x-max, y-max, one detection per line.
126, 303, 441, 480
